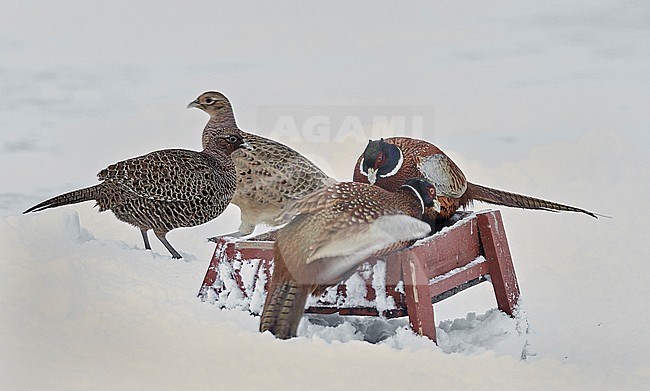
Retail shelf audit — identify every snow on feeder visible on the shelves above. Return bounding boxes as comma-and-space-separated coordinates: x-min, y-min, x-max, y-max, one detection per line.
199, 209, 520, 343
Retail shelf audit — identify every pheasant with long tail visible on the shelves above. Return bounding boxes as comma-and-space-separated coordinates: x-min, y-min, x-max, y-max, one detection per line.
353, 137, 600, 225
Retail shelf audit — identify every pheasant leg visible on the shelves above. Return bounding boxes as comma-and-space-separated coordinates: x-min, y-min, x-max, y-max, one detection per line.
140, 229, 152, 250
155, 232, 182, 259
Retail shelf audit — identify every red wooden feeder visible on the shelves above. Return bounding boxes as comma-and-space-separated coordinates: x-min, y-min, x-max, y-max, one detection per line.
198, 209, 520, 343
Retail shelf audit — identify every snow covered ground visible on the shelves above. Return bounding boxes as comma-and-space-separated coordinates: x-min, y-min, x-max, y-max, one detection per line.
2, 1, 650, 389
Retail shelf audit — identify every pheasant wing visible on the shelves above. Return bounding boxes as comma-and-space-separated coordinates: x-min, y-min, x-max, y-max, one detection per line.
97, 149, 220, 202
304, 214, 431, 283
237, 133, 334, 202
418, 154, 467, 198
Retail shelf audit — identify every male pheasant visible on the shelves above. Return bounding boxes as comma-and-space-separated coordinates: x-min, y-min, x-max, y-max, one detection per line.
24, 132, 250, 258
259, 178, 440, 339
353, 137, 599, 225
188, 91, 335, 237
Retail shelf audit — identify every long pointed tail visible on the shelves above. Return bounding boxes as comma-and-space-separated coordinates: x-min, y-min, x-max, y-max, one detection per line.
466, 182, 598, 218
24, 185, 100, 214
259, 247, 311, 339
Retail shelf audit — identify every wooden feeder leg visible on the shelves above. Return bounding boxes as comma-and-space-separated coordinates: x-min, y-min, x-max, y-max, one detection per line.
477, 211, 520, 315
401, 254, 437, 343
384, 252, 406, 312
198, 239, 228, 299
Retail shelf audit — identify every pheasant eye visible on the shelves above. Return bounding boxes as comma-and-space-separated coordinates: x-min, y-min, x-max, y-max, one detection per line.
204, 98, 215, 104
228, 136, 238, 143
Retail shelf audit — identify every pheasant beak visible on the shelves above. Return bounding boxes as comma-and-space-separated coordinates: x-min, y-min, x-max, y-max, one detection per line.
367, 168, 377, 184
431, 199, 442, 213
241, 140, 254, 151
187, 100, 201, 109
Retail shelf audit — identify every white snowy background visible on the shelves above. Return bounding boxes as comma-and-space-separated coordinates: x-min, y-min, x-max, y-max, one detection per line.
2, 1, 649, 389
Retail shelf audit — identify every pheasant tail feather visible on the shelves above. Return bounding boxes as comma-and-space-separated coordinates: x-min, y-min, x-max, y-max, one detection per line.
259, 247, 311, 339
466, 182, 597, 218
24, 185, 100, 214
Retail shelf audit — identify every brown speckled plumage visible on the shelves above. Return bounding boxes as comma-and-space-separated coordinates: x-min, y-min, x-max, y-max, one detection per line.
189, 91, 335, 236
24, 133, 248, 258
353, 137, 598, 222
259, 179, 438, 339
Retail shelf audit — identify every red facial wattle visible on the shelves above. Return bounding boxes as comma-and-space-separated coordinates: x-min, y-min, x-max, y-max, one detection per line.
374, 153, 386, 169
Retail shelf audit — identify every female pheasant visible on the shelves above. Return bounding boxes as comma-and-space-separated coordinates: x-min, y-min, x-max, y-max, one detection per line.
259, 178, 440, 339
353, 137, 598, 224
188, 91, 335, 238
24, 132, 250, 259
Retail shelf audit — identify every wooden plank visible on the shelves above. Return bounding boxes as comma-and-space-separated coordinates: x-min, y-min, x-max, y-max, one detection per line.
428, 261, 490, 298
401, 254, 437, 342
234, 240, 274, 251
305, 307, 339, 315
431, 277, 485, 304
198, 239, 229, 299
408, 216, 481, 279
339, 308, 380, 316
477, 210, 520, 315
238, 248, 274, 261
385, 251, 407, 313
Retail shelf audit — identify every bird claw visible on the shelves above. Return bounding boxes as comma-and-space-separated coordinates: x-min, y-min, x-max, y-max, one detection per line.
207, 231, 247, 242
